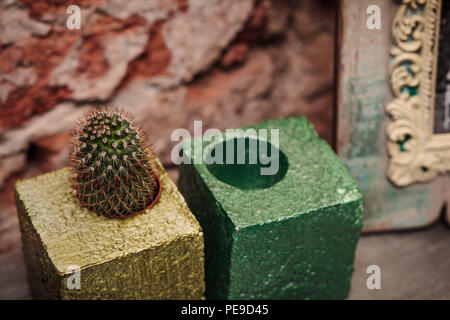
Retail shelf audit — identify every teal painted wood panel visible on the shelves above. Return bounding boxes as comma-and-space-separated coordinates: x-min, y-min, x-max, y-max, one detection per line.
336, 0, 448, 231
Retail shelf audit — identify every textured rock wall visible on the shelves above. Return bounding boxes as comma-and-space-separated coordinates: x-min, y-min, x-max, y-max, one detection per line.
0, 0, 337, 253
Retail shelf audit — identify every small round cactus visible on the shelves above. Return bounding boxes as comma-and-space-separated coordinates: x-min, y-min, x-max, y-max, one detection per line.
70, 107, 161, 218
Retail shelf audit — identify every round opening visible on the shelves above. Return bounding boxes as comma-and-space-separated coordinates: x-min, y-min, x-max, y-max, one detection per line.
205, 137, 288, 190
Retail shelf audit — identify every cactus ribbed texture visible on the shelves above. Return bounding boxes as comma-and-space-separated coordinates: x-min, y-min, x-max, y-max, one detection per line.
70, 107, 160, 218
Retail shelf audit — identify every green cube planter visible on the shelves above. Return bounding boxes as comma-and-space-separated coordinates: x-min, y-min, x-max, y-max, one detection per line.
15, 156, 205, 300
178, 117, 363, 299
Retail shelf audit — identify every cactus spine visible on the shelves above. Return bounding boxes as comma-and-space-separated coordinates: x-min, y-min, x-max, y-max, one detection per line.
70, 107, 160, 218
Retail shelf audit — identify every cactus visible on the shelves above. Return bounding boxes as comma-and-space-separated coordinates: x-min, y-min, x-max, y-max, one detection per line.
69, 107, 160, 218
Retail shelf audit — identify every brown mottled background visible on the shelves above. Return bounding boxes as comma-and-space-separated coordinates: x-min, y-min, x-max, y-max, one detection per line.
0, 0, 337, 255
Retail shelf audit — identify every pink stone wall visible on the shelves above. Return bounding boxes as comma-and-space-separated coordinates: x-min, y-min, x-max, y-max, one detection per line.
0, 0, 337, 254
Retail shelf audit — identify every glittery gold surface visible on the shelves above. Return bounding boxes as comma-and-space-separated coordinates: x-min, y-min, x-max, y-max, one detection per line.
15, 158, 205, 299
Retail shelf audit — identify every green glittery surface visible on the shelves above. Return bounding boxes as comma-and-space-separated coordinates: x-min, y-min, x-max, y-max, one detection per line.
178, 117, 363, 299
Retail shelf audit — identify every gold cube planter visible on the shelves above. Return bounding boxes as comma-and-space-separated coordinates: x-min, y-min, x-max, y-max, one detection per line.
15, 159, 205, 300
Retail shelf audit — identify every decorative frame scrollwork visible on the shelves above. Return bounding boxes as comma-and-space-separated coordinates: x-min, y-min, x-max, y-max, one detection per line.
386, 0, 450, 186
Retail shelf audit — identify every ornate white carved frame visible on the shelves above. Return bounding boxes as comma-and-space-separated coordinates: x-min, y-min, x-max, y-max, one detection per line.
386, 0, 450, 186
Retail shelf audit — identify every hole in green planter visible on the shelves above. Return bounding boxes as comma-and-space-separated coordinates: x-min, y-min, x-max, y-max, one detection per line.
205, 137, 288, 190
